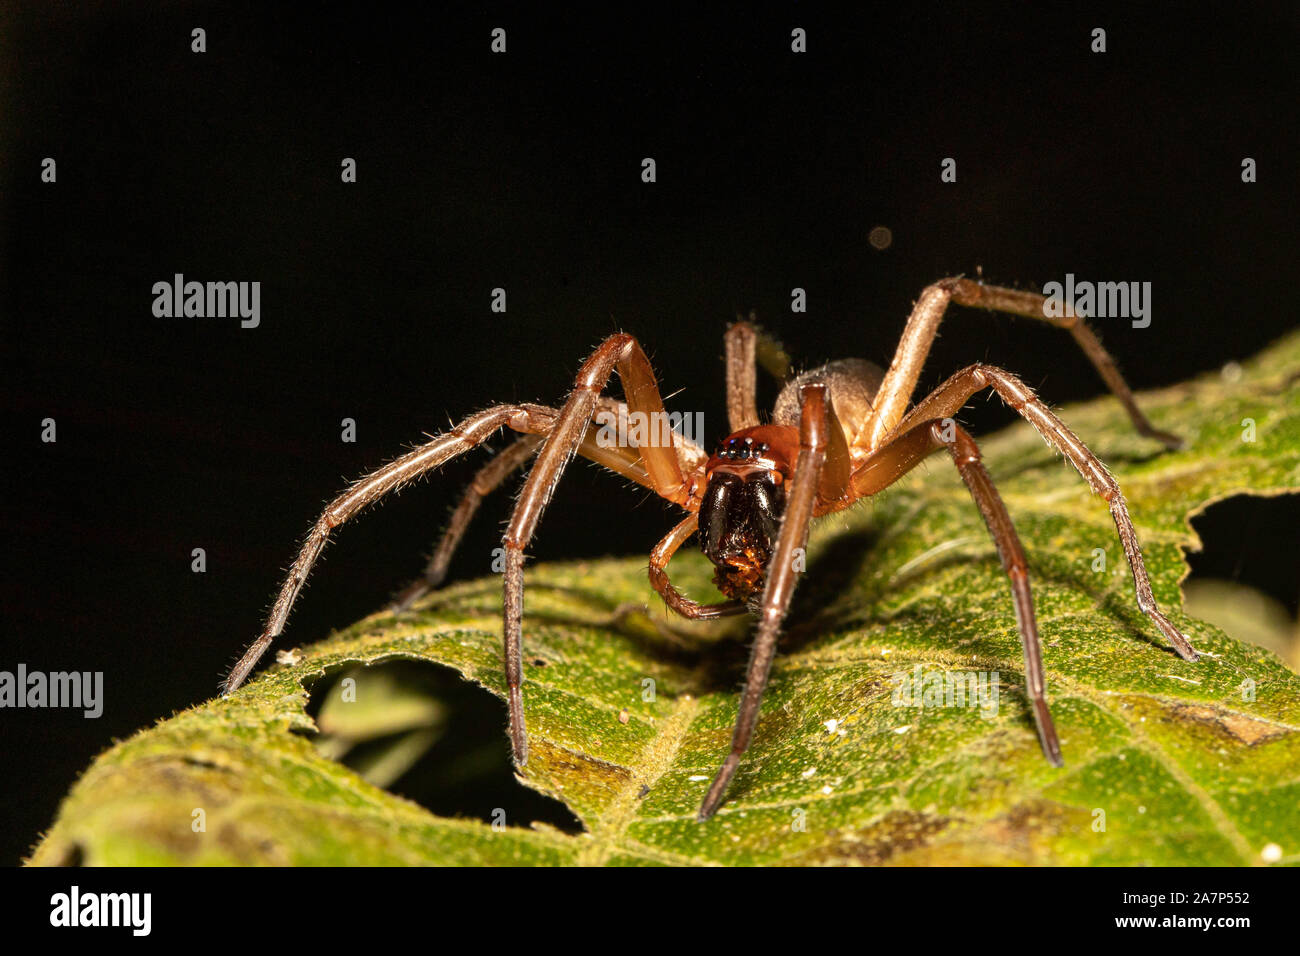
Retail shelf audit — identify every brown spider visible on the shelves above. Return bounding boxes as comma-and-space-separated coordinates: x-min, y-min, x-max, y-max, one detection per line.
221, 276, 1199, 821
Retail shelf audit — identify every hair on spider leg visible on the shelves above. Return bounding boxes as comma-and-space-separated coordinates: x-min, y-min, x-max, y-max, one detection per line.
223, 277, 1194, 822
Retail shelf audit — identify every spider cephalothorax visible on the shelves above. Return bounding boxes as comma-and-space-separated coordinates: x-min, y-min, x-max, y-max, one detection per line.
222, 275, 1196, 822
700, 427, 796, 599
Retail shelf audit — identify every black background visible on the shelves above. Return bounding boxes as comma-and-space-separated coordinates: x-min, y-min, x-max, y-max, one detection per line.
2, 865, 1279, 939
3, 3, 1297, 866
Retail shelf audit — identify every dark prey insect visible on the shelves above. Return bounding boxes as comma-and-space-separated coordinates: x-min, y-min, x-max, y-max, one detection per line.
221, 277, 1198, 820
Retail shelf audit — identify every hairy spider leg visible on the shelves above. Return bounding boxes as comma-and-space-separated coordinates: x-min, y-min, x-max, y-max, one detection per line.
895, 363, 1198, 662
698, 381, 844, 819
865, 277, 1182, 452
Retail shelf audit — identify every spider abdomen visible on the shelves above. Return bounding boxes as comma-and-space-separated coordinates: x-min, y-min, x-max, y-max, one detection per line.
773, 358, 884, 448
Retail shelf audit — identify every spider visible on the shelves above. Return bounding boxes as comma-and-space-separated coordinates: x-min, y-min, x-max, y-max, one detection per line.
221, 276, 1199, 821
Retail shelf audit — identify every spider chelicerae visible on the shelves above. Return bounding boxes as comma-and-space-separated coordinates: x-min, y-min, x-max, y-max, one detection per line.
221, 276, 1198, 820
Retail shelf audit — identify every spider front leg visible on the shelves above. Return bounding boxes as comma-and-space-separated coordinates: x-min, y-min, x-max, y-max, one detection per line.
221, 402, 561, 694
390, 398, 688, 613
502, 334, 693, 767
698, 382, 834, 820
896, 363, 1199, 662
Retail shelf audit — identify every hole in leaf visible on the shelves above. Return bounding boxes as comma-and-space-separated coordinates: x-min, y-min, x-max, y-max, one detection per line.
1184, 493, 1299, 664
304, 659, 582, 834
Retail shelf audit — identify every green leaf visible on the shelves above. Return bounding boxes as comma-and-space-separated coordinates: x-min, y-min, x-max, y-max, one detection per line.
29, 331, 1300, 866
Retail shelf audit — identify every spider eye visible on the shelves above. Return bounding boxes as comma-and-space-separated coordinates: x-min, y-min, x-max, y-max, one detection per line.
715, 435, 774, 461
